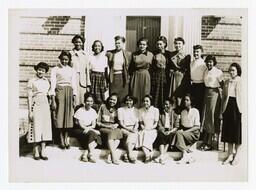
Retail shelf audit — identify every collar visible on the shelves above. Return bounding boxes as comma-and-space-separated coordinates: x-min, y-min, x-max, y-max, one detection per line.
72, 49, 86, 56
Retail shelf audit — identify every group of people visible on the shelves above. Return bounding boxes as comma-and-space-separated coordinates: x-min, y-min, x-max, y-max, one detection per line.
26, 34, 242, 166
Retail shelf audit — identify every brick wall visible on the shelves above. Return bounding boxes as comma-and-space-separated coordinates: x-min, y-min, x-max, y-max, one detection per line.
201, 16, 242, 78
19, 16, 85, 135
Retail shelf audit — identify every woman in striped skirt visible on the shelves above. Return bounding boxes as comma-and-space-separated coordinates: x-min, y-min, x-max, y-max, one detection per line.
89, 40, 108, 110
50, 50, 77, 149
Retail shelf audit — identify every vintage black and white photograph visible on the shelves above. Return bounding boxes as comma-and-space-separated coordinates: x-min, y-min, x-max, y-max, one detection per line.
8, 8, 248, 182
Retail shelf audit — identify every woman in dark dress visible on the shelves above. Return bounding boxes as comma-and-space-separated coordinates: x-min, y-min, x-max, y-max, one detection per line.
221, 63, 242, 166
168, 37, 191, 110
150, 36, 172, 109
130, 37, 154, 108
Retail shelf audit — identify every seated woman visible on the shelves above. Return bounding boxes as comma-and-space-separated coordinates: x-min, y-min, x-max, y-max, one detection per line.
138, 95, 159, 163
171, 93, 200, 164
97, 93, 123, 165
73, 93, 101, 163
154, 98, 180, 164
118, 95, 139, 163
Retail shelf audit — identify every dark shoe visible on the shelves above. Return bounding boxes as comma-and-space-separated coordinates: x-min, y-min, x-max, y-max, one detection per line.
33, 155, 40, 160
40, 155, 48, 160
123, 154, 129, 163
59, 144, 65, 149
65, 144, 70, 149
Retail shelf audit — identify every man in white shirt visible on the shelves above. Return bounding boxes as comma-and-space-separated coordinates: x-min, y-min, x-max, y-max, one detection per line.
190, 45, 207, 120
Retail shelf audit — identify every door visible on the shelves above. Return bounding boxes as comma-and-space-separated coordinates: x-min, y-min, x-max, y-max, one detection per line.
126, 16, 161, 52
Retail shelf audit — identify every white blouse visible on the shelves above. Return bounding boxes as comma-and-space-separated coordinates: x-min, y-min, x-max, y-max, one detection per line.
50, 65, 77, 96
190, 58, 207, 83
139, 106, 159, 129
89, 52, 108, 72
181, 108, 200, 128
118, 107, 139, 126
27, 76, 50, 97
74, 107, 97, 127
113, 51, 124, 71
204, 67, 223, 88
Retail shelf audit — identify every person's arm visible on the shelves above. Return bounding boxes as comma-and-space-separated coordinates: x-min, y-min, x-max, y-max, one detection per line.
50, 68, 57, 110
157, 115, 165, 133
71, 68, 77, 107
151, 108, 159, 130
27, 80, 33, 122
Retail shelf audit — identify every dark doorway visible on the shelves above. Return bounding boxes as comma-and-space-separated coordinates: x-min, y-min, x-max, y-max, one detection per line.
126, 16, 161, 52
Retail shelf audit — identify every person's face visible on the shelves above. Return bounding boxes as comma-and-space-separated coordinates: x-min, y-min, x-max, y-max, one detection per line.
193, 49, 202, 59
229, 66, 238, 79
93, 42, 102, 54
60, 55, 70, 66
164, 101, 170, 112
156, 40, 166, 52
143, 97, 151, 109
109, 95, 118, 107
174, 40, 184, 52
36, 67, 46, 78
84, 97, 94, 109
73, 38, 83, 51
115, 39, 124, 51
206, 60, 214, 70
138, 40, 148, 52
125, 98, 134, 108
184, 96, 191, 108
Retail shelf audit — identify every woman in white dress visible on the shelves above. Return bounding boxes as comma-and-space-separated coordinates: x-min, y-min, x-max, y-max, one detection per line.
27, 62, 52, 160
138, 95, 159, 163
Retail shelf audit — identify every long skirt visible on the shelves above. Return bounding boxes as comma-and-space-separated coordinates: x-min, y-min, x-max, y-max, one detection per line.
55, 85, 74, 129
130, 69, 151, 108
27, 95, 52, 143
190, 83, 205, 120
201, 88, 221, 134
151, 68, 167, 109
171, 127, 200, 151
221, 97, 242, 144
169, 70, 184, 98
109, 73, 128, 103
90, 71, 107, 104
137, 129, 157, 151
73, 128, 102, 149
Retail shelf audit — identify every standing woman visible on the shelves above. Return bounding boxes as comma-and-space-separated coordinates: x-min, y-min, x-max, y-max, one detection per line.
201, 55, 223, 151
89, 40, 108, 109
130, 37, 154, 108
27, 62, 52, 160
106, 36, 132, 103
50, 50, 77, 149
138, 95, 159, 163
70, 34, 91, 105
150, 36, 173, 109
97, 93, 123, 165
221, 63, 242, 165
168, 37, 191, 109
118, 95, 139, 163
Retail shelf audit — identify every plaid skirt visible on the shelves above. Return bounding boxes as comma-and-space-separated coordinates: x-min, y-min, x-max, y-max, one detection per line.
151, 68, 167, 109
90, 71, 107, 104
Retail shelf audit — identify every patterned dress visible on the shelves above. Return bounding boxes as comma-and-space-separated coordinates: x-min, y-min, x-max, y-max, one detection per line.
27, 76, 52, 143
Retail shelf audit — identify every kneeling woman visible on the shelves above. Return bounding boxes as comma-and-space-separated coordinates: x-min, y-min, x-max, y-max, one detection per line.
73, 93, 101, 163
171, 94, 200, 164
138, 95, 159, 163
97, 93, 123, 165
118, 95, 139, 163
27, 62, 52, 160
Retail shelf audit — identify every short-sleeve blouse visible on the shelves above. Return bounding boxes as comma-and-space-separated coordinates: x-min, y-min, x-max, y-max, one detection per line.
204, 66, 223, 88
74, 107, 97, 126
27, 77, 50, 97
139, 106, 159, 129
118, 107, 139, 126
89, 52, 108, 72
180, 108, 200, 128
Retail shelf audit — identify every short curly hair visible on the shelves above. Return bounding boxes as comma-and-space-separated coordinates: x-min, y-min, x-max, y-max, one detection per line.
71, 34, 85, 44
205, 55, 217, 66
91, 40, 104, 52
